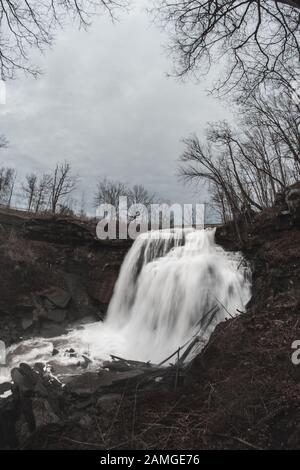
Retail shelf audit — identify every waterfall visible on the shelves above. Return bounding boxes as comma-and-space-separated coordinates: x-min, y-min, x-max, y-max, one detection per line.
3, 228, 251, 384
104, 228, 251, 362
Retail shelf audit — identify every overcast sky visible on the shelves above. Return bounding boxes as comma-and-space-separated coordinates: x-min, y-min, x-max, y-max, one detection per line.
0, 1, 228, 214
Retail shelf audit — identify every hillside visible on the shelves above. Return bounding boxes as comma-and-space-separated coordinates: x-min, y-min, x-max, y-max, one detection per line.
0, 196, 300, 450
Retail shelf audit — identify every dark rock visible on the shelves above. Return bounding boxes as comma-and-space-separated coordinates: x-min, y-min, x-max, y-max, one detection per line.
0, 396, 19, 449
88, 263, 122, 307
16, 296, 35, 313
42, 287, 71, 309
9, 363, 63, 445
64, 372, 103, 396
31, 397, 59, 428
96, 393, 122, 412
73, 397, 94, 410
39, 322, 68, 338
65, 348, 77, 358
52, 348, 59, 356
45, 309, 67, 323
286, 182, 300, 221
11, 363, 48, 398
79, 415, 93, 428
0, 382, 11, 396
44, 299, 56, 311
11, 367, 37, 394
21, 314, 34, 330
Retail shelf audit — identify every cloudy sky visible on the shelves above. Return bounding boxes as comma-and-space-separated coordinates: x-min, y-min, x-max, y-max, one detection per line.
0, 1, 228, 214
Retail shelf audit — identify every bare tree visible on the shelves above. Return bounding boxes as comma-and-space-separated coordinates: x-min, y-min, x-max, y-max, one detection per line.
0, 167, 16, 206
153, 0, 300, 96
94, 179, 157, 209
128, 184, 156, 206
21, 172, 52, 212
94, 178, 129, 213
22, 173, 38, 211
49, 162, 78, 214
179, 87, 299, 228
243, 89, 300, 165
0, 0, 129, 79
34, 173, 52, 213
58, 200, 76, 217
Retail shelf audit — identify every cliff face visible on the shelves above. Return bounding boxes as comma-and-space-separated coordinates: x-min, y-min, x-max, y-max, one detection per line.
0, 208, 131, 345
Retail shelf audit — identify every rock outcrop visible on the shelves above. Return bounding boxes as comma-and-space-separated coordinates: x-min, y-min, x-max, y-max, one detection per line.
0, 208, 131, 345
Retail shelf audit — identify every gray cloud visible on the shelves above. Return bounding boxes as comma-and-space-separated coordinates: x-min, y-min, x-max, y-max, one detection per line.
0, 2, 228, 213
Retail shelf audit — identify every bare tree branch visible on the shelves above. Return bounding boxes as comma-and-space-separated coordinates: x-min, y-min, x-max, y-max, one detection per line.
152, 0, 300, 96
0, 0, 129, 79
179, 87, 299, 224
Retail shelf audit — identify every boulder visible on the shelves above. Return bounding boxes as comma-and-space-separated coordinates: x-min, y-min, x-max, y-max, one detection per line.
31, 397, 60, 428
10, 363, 62, 444
11, 363, 48, 397
42, 287, 71, 309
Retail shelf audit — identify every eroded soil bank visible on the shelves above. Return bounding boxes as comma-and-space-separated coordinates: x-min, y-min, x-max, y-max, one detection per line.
0, 201, 300, 449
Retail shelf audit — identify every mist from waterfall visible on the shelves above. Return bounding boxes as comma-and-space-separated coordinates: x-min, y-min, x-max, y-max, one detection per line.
3, 228, 251, 384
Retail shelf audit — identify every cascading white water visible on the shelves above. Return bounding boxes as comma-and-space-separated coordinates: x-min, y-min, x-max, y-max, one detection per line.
1, 228, 251, 385
105, 228, 251, 362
